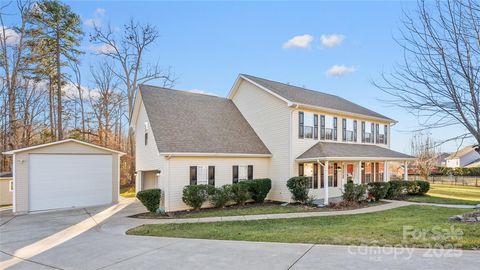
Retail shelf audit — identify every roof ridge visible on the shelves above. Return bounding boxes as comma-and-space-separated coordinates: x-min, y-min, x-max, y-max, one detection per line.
240, 74, 341, 99
139, 84, 224, 99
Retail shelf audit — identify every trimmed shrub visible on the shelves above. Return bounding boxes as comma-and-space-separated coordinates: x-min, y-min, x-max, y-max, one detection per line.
136, 188, 161, 213
385, 180, 407, 199
231, 182, 251, 206
246, 178, 272, 203
342, 182, 367, 202
405, 181, 420, 195
182, 185, 211, 210
417, 180, 430, 195
367, 182, 390, 201
208, 185, 232, 208
286, 176, 310, 204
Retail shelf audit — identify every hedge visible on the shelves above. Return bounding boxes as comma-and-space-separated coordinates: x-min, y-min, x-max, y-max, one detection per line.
432, 166, 480, 176
342, 182, 367, 202
245, 178, 272, 203
182, 185, 212, 210
208, 185, 232, 208
385, 180, 430, 199
136, 188, 161, 213
231, 182, 250, 205
367, 182, 390, 201
286, 176, 310, 203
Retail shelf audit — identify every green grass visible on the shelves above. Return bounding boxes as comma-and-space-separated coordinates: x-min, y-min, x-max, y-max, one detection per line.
120, 186, 136, 198
127, 206, 480, 249
406, 184, 480, 205
170, 202, 383, 218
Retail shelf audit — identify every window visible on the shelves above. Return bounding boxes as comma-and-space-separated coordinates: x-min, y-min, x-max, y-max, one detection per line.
363, 122, 374, 143
304, 112, 314, 139
299, 163, 318, 189
342, 119, 356, 142
377, 124, 387, 144
9, 180, 13, 192
144, 122, 149, 146
233, 165, 253, 183
327, 163, 338, 187
324, 116, 335, 140
189, 166, 212, 185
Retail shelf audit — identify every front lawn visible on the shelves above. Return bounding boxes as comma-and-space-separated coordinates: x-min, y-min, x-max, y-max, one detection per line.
406, 184, 480, 205
127, 206, 480, 249
120, 185, 136, 198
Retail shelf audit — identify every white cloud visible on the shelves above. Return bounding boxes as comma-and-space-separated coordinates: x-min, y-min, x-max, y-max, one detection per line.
326, 65, 356, 77
0, 27, 20, 46
84, 8, 106, 28
63, 83, 100, 100
89, 43, 116, 54
283, 34, 314, 49
188, 89, 218, 96
320, 34, 345, 48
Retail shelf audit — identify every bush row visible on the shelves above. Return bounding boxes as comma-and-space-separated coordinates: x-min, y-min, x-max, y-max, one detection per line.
136, 188, 162, 213
182, 179, 272, 210
385, 180, 430, 199
432, 167, 480, 177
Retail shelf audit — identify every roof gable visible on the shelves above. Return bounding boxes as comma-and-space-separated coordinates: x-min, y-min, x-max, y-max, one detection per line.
234, 74, 394, 122
139, 85, 271, 155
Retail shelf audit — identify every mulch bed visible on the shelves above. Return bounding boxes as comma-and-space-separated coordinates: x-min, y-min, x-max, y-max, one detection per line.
128, 200, 384, 219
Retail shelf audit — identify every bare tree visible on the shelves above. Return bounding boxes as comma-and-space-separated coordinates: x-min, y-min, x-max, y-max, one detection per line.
411, 133, 438, 180
0, 0, 31, 151
90, 19, 175, 181
374, 0, 480, 153
67, 60, 86, 140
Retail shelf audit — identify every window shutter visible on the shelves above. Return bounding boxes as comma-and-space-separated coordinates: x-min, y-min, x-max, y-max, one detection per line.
190, 166, 197, 185
298, 163, 304, 176
375, 124, 379, 143
333, 117, 338, 141
333, 163, 338, 187
208, 166, 215, 186
342, 118, 347, 141
320, 164, 324, 188
361, 162, 366, 184
371, 123, 375, 143
313, 163, 318, 189
353, 120, 358, 142
320, 115, 325, 140
248, 165, 253, 180
144, 132, 148, 146
384, 125, 388, 145
313, 114, 318, 139
361, 121, 365, 143
298, 112, 304, 139
232, 165, 239, 183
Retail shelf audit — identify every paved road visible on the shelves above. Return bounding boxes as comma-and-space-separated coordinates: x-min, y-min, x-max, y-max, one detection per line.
0, 199, 478, 270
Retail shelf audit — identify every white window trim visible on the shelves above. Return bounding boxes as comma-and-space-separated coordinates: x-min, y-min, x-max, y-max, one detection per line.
196, 165, 208, 185
238, 165, 248, 181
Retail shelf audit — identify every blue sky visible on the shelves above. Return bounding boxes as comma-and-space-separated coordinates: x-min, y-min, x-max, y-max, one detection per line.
18, 1, 476, 153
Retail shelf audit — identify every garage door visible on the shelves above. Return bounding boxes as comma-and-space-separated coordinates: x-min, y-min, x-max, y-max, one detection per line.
29, 154, 113, 211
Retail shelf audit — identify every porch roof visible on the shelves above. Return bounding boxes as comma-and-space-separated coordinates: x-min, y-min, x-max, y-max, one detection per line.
297, 142, 415, 161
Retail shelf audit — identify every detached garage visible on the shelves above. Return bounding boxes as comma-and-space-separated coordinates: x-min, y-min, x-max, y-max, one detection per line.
3, 139, 125, 214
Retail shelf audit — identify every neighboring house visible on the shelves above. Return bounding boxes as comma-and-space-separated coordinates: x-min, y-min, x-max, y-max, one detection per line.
435, 153, 450, 167
0, 172, 13, 206
445, 145, 480, 168
131, 74, 414, 212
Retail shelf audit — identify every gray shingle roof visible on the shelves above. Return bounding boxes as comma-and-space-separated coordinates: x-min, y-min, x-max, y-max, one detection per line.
241, 74, 394, 122
297, 142, 414, 160
140, 85, 271, 155
447, 145, 478, 159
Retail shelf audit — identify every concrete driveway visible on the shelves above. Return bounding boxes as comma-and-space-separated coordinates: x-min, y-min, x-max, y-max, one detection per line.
0, 199, 478, 270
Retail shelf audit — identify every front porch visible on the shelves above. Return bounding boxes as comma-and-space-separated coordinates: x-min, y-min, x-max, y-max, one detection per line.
296, 142, 415, 204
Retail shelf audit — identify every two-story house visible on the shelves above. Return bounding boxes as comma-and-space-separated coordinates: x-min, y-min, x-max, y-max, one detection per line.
445, 145, 480, 168
131, 74, 414, 212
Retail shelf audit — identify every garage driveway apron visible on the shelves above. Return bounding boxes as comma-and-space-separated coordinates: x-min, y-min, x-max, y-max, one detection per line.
0, 198, 479, 270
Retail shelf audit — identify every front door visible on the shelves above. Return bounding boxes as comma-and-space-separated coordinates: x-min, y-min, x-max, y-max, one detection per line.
346, 163, 354, 183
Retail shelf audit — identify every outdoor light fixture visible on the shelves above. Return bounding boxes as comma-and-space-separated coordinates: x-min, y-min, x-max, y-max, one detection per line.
156, 170, 161, 176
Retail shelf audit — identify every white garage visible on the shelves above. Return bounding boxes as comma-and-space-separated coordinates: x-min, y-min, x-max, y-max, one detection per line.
3, 139, 125, 214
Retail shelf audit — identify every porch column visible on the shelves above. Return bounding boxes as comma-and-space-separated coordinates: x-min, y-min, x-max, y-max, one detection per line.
404, 160, 408, 181
384, 161, 389, 181
357, 161, 362, 184
135, 171, 142, 193
324, 161, 329, 205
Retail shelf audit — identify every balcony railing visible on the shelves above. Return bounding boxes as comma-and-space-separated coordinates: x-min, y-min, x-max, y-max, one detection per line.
378, 134, 385, 144
365, 132, 373, 143
345, 130, 355, 142
325, 128, 334, 140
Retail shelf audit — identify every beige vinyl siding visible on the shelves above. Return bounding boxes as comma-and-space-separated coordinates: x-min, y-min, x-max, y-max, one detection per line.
12, 141, 120, 214
134, 100, 169, 208
0, 178, 13, 205
231, 80, 292, 202
165, 156, 269, 212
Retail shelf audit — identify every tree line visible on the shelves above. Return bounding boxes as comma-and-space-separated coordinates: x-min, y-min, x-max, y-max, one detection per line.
0, 0, 174, 184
